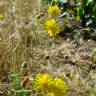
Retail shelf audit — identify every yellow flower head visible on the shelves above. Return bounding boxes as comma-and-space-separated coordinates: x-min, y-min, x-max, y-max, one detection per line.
49, 78, 68, 96
45, 19, 60, 36
0, 14, 4, 20
34, 73, 52, 93
48, 6, 61, 16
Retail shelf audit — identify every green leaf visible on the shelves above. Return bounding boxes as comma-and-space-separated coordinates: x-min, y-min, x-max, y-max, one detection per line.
86, 19, 92, 26
93, 5, 96, 12
86, 0, 93, 6
12, 47, 17, 53
51, 0, 58, 5
76, 16, 80, 21
21, 62, 28, 68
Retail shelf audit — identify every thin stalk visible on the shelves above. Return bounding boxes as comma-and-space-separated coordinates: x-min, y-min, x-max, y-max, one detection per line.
10, 0, 16, 72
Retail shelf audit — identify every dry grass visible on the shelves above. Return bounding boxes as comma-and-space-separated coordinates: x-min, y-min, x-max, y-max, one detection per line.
0, 0, 96, 96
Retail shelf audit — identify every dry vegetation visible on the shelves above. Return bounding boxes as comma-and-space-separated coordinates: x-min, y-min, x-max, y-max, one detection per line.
0, 0, 96, 96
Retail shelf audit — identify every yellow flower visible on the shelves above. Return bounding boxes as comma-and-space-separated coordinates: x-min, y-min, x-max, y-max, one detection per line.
0, 14, 4, 19
48, 6, 61, 16
45, 19, 60, 36
48, 92, 55, 96
34, 73, 52, 93
49, 78, 68, 96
